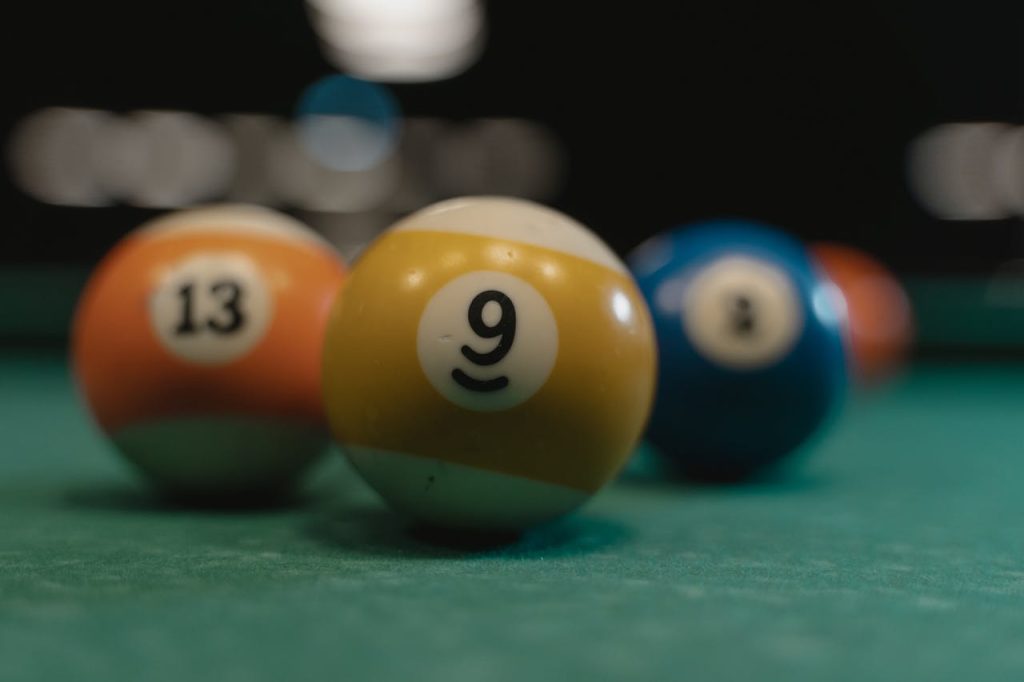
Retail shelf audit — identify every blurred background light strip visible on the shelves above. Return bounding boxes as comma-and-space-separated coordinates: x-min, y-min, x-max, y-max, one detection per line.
306, 0, 485, 82
908, 122, 1022, 221
295, 74, 401, 173
5, 109, 566, 215
992, 126, 1024, 216
94, 110, 237, 209
7, 107, 114, 207
268, 119, 400, 213
426, 118, 566, 201
221, 114, 288, 206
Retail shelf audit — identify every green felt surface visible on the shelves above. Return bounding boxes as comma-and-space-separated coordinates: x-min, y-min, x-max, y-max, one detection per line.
3, 352, 1024, 681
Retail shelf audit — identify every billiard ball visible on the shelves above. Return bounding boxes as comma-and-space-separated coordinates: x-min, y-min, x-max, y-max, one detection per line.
322, 196, 656, 531
811, 242, 914, 385
629, 220, 848, 481
72, 204, 347, 499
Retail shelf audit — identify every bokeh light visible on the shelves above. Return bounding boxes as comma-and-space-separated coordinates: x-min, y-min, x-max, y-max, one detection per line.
7, 107, 112, 207
992, 126, 1024, 216
221, 114, 288, 205
427, 118, 566, 200
6, 109, 566, 215
270, 121, 400, 213
908, 122, 1020, 221
306, 0, 484, 82
295, 74, 401, 173
94, 111, 236, 209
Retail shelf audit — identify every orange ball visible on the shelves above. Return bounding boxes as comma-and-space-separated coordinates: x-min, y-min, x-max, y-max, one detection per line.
72, 205, 346, 498
811, 242, 914, 384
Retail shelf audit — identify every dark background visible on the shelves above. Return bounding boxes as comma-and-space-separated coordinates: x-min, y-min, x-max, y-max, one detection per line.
2, 0, 1021, 272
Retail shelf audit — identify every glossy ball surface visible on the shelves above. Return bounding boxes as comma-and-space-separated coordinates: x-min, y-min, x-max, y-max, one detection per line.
322, 197, 656, 531
72, 205, 347, 498
630, 220, 848, 480
811, 242, 914, 385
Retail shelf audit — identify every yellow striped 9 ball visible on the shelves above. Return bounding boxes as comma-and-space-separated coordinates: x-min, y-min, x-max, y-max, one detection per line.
322, 197, 656, 531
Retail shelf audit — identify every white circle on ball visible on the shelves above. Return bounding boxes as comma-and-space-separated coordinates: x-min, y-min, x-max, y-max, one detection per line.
682, 256, 804, 369
417, 271, 558, 411
149, 252, 273, 365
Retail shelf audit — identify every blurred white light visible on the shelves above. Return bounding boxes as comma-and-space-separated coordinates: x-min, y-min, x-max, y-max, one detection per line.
324, 37, 484, 83
908, 122, 1014, 221
268, 124, 398, 212
221, 114, 286, 205
295, 75, 400, 172
611, 291, 634, 324
654, 277, 689, 316
298, 114, 394, 172
628, 235, 675, 278
813, 281, 847, 329
94, 115, 148, 202
95, 110, 236, 209
427, 118, 566, 200
385, 117, 448, 212
309, 0, 477, 20
6, 107, 568, 215
7, 107, 112, 206
992, 126, 1024, 216
313, 4, 479, 54
306, 0, 484, 82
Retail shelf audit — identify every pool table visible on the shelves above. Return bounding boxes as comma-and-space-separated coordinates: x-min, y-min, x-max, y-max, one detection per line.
3, 350, 1024, 681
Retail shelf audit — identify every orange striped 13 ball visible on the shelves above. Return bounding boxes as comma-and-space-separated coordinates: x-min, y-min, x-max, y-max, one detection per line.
322, 197, 656, 531
72, 205, 346, 499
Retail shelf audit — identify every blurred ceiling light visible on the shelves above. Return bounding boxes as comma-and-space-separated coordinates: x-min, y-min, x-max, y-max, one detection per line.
296, 74, 400, 172
6, 108, 567, 214
327, 38, 484, 83
386, 117, 447, 212
221, 114, 287, 205
269, 122, 398, 212
306, 0, 484, 82
314, 2, 478, 53
992, 126, 1024, 216
7, 107, 112, 206
908, 122, 1016, 221
310, 0, 477, 22
427, 118, 566, 200
95, 110, 236, 208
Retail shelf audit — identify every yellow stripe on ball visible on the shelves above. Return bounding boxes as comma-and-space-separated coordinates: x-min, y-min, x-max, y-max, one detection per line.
323, 228, 655, 493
